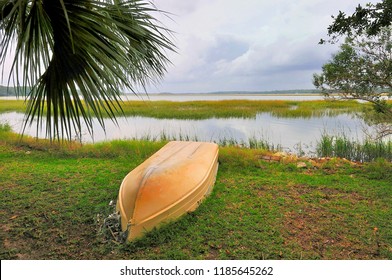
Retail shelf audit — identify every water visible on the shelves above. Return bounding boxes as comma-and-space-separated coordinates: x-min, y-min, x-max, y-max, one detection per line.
1, 111, 370, 155
121, 93, 325, 102
0, 93, 324, 103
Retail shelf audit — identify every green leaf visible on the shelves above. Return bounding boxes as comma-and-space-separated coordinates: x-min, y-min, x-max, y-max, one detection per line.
0, 0, 175, 141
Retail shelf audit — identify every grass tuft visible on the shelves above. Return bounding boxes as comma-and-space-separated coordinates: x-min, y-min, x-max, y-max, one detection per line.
316, 133, 392, 162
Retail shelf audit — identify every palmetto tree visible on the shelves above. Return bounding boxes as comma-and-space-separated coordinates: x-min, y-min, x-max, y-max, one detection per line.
0, 0, 174, 140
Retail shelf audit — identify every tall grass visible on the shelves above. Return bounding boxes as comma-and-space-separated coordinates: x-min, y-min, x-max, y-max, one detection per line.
0, 122, 12, 132
316, 133, 392, 162
248, 136, 282, 151
0, 99, 365, 119
135, 132, 281, 151
0, 122, 13, 142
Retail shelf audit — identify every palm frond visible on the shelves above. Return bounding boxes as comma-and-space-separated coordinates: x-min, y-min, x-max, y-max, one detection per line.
0, 0, 175, 141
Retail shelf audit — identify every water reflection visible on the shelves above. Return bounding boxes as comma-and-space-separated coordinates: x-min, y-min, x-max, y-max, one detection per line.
1, 111, 370, 154
121, 94, 325, 102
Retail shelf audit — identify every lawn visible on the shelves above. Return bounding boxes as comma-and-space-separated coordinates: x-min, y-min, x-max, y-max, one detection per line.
0, 127, 391, 259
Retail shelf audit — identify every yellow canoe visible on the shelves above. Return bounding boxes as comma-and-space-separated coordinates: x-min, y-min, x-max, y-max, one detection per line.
116, 141, 219, 241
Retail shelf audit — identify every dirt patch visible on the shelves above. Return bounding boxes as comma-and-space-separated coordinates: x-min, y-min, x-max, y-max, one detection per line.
284, 208, 352, 259
281, 184, 380, 259
0, 214, 101, 259
205, 245, 221, 260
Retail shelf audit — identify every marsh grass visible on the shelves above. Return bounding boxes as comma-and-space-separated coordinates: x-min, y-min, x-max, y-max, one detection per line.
0, 130, 391, 260
0, 99, 365, 119
316, 133, 392, 162
0, 122, 12, 133
248, 136, 282, 151
0, 99, 27, 113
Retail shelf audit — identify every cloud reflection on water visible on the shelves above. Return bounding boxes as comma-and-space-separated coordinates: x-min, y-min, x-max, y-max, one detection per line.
1, 111, 370, 155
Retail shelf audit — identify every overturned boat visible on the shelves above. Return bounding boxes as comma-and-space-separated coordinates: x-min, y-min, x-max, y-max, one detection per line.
116, 141, 219, 241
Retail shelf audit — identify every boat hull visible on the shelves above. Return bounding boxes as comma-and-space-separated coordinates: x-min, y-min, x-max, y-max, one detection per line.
116, 141, 219, 241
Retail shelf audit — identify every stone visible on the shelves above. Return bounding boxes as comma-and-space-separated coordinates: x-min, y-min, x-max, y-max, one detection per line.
296, 162, 307, 168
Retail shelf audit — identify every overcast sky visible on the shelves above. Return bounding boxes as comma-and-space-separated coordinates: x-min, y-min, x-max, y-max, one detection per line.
0, 0, 378, 94
144, 0, 376, 93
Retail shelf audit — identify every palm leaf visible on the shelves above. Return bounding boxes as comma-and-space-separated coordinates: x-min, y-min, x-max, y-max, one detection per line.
0, 0, 175, 141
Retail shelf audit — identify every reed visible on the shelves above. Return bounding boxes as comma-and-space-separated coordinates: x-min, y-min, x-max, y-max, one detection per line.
316, 133, 392, 162
248, 136, 282, 151
0, 122, 12, 132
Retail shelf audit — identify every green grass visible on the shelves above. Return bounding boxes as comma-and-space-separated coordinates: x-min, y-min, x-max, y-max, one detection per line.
0, 129, 391, 260
0, 99, 365, 119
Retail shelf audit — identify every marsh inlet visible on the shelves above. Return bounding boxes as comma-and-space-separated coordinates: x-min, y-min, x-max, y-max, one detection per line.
1, 111, 372, 155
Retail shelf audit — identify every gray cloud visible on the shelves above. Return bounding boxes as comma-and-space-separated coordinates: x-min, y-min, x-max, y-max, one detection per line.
148, 0, 375, 93
205, 36, 249, 63
1, 0, 375, 93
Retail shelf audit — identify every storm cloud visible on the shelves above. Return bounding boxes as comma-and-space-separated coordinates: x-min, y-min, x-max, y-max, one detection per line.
0, 0, 376, 93
149, 0, 375, 93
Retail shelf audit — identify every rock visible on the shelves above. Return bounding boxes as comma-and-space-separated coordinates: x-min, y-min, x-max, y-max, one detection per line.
260, 155, 271, 161
259, 155, 281, 162
270, 155, 281, 162
273, 152, 288, 157
296, 162, 307, 168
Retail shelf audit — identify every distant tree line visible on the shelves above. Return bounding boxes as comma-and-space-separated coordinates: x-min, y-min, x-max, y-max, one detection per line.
0, 85, 17, 96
